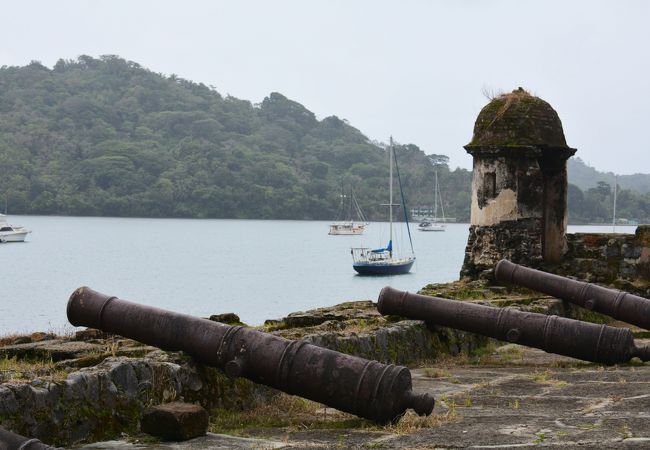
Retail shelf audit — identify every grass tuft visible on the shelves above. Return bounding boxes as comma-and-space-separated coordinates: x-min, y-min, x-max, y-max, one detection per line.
209, 393, 460, 436
0, 355, 68, 382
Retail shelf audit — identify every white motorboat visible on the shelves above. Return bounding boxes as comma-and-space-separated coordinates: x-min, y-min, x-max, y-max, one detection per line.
418, 219, 445, 232
0, 214, 31, 242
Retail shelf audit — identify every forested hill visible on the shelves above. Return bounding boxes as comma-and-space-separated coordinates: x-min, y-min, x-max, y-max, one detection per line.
0, 55, 471, 221
2, 55, 647, 224
568, 158, 650, 194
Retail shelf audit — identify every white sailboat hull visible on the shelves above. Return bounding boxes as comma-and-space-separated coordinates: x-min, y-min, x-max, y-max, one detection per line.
0, 230, 30, 242
0, 214, 31, 243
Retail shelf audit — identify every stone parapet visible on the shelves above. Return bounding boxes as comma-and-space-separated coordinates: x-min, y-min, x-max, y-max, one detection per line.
551, 225, 650, 295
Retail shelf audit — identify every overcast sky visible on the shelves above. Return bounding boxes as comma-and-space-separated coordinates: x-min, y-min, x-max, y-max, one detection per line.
1, 0, 648, 174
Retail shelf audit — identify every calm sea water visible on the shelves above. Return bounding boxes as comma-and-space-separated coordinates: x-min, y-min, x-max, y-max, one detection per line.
0, 216, 638, 335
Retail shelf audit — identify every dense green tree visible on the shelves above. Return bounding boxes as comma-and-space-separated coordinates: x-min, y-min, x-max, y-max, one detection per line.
568, 181, 650, 224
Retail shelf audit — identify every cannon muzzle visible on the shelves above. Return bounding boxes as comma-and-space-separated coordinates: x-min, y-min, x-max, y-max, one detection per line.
495, 259, 650, 330
67, 287, 434, 424
0, 427, 62, 450
377, 286, 650, 365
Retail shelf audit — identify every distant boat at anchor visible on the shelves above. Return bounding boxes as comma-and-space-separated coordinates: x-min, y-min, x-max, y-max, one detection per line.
418, 170, 446, 232
329, 189, 369, 235
351, 138, 415, 275
0, 214, 31, 243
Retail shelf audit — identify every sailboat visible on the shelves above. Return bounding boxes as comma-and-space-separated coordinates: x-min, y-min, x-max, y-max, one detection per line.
328, 189, 369, 235
418, 170, 446, 232
351, 138, 415, 275
612, 175, 617, 233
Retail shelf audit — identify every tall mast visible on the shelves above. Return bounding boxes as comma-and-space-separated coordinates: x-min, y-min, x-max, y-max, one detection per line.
433, 170, 438, 221
612, 175, 618, 233
389, 137, 394, 257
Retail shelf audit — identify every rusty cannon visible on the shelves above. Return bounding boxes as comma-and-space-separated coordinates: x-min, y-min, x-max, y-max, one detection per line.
377, 286, 650, 365
495, 259, 650, 330
0, 426, 62, 450
67, 287, 434, 424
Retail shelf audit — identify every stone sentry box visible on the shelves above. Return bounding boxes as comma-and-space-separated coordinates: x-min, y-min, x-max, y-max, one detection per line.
461, 88, 576, 279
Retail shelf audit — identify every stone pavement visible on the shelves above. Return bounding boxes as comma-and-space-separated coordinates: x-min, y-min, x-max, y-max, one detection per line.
79, 341, 650, 449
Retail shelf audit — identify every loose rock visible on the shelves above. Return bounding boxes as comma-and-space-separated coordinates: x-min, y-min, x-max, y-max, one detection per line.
140, 402, 208, 441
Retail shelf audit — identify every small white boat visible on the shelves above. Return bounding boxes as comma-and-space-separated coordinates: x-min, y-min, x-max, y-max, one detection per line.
418, 170, 446, 232
329, 190, 369, 235
418, 219, 445, 232
328, 221, 367, 235
0, 214, 31, 243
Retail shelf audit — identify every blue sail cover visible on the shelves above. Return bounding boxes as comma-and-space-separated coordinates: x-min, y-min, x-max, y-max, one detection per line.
371, 240, 392, 253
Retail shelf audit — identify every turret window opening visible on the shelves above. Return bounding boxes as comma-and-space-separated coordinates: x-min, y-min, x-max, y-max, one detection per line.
484, 172, 496, 200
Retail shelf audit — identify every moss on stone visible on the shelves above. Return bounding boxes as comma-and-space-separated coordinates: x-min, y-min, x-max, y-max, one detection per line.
467, 88, 569, 149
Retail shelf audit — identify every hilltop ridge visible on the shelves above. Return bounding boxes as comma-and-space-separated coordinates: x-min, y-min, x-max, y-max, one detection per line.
0, 55, 470, 221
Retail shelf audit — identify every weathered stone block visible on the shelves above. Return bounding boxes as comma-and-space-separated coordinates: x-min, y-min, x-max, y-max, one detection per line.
635, 225, 650, 247
109, 361, 139, 397
208, 313, 241, 324
140, 402, 208, 441
282, 301, 379, 328
461, 220, 543, 280
604, 239, 621, 257
638, 247, 650, 281
74, 328, 111, 341
0, 340, 103, 362
0, 385, 19, 415
622, 243, 641, 259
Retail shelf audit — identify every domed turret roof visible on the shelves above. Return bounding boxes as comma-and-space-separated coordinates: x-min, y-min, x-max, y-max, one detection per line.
467, 88, 569, 148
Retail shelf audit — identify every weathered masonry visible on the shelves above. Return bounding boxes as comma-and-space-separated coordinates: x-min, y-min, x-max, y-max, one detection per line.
461, 88, 576, 279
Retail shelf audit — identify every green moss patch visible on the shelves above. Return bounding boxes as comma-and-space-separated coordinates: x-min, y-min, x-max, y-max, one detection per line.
467, 88, 568, 148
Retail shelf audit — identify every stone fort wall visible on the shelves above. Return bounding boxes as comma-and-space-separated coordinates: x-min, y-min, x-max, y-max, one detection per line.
554, 225, 650, 296
462, 224, 650, 295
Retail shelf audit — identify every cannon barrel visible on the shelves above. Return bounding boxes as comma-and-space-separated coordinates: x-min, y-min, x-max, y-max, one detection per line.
377, 286, 650, 365
495, 259, 650, 330
67, 287, 434, 424
0, 427, 62, 450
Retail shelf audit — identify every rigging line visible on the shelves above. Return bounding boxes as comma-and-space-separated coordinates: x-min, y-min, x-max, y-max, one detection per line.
393, 147, 415, 255
433, 170, 438, 221
352, 190, 367, 223
436, 171, 446, 222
